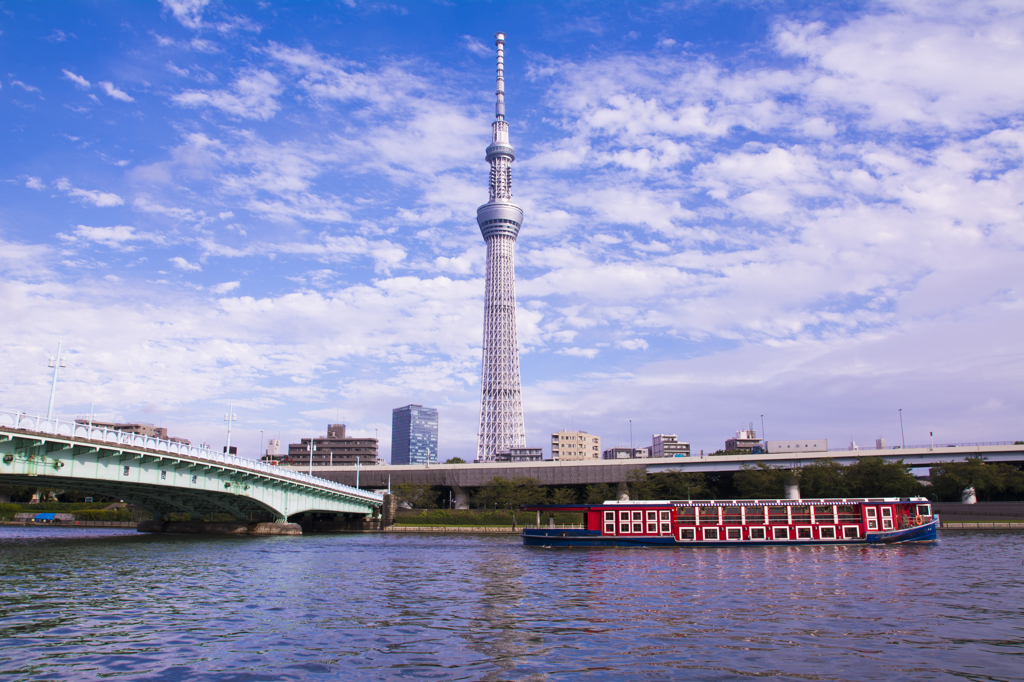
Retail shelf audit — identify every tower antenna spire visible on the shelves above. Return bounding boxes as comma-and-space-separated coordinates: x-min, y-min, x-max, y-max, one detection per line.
475, 32, 526, 462
495, 31, 505, 121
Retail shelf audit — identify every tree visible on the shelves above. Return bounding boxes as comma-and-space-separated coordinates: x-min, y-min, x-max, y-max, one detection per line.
444, 457, 466, 464
734, 463, 787, 499
930, 459, 1024, 502
654, 471, 711, 500
473, 477, 546, 510
393, 483, 439, 509
626, 469, 659, 500
798, 461, 848, 498
843, 457, 923, 497
547, 487, 578, 505
584, 483, 615, 504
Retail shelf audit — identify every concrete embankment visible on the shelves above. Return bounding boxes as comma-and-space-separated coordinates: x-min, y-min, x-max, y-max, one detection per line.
137, 520, 302, 535
1, 519, 136, 528
386, 525, 521, 534
940, 522, 1024, 529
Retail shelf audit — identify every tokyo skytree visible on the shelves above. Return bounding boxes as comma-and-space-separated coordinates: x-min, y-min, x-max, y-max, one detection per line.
476, 32, 526, 462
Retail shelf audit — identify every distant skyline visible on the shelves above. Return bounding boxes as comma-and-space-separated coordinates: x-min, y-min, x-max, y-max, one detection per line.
1, 1, 1021, 461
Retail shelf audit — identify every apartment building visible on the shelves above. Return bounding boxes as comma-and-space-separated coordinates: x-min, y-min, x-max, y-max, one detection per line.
551, 430, 601, 461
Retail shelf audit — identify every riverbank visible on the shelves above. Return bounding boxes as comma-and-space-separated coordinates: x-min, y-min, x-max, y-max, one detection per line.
0, 519, 136, 528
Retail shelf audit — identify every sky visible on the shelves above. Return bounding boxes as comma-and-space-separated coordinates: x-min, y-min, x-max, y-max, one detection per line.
1, 0, 1021, 462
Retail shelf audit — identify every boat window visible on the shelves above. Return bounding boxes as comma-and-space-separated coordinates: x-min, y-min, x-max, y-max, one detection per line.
647, 522, 657, 534
700, 507, 720, 525
843, 526, 859, 539
676, 507, 696, 524
796, 527, 812, 539
604, 522, 615, 534
773, 527, 789, 540
646, 511, 657, 521
660, 511, 670, 522
679, 528, 696, 541
605, 511, 615, 521
819, 526, 836, 539
703, 527, 719, 540
632, 522, 643, 533
749, 527, 766, 540
746, 506, 766, 524
722, 507, 742, 524
620, 522, 630, 533
881, 509, 894, 530
880, 507, 892, 518
836, 505, 859, 523
791, 506, 811, 523
768, 506, 788, 524
813, 505, 835, 524
660, 522, 671, 534
632, 511, 644, 522
865, 507, 877, 518
916, 504, 931, 517
726, 528, 742, 540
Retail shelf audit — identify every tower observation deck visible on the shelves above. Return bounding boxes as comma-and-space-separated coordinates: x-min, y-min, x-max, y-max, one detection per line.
476, 32, 526, 462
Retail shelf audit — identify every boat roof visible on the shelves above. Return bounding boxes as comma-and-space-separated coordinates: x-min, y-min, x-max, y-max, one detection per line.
521, 497, 929, 512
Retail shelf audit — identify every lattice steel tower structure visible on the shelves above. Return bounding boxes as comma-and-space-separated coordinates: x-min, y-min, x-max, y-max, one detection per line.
476, 31, 526, 462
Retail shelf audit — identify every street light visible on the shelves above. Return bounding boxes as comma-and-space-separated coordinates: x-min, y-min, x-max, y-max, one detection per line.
46, 342, 67, 421
259, 430, 264, 461
224, 405, 237, 455
899, 408, 905, 449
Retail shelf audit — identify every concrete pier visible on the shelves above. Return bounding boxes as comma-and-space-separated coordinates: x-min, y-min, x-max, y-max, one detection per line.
137, 520, 302, 535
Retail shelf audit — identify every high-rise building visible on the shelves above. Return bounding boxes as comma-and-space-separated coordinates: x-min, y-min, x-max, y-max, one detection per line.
286, 424, 377, 467
551, 430, 601, 461
391, 405, 438, 465
476, 32, 527, 463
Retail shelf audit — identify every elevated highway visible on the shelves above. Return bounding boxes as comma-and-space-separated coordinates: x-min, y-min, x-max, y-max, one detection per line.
0, 411, 382, 529
292, 442, 1024, 504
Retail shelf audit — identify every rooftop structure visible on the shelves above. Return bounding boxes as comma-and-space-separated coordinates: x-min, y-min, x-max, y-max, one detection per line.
476, 31, 527, 462
726, 428, 762, 454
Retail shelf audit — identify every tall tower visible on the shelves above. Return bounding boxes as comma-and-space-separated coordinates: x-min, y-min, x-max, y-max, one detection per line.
476, 32, 526, 462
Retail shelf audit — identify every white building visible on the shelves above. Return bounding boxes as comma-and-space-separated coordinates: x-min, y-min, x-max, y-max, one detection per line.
652, 434, 690, 458
725, 428, 761, 453
551, 430, 601, 461
602, 447, 648, 460
764, 439, 828, 453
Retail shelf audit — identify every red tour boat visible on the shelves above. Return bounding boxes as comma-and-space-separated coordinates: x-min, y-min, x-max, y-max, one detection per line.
521, 497, 938, 547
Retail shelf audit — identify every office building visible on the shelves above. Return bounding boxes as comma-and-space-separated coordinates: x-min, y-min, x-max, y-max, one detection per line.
602, 447, 649, 460
287, 424, 377, 467
652, 434, 691, 458
391, 405, 439, 465
551, 430, 601, 461
725, 428, 762, 454
495, 447, 543, 462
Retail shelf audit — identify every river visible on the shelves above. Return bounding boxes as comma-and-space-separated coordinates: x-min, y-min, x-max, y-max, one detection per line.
0, 528, 1021, 681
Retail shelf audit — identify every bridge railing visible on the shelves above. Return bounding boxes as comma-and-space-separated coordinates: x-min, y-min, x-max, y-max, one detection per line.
0, 410, 382, 503
826, 441, 1016, 452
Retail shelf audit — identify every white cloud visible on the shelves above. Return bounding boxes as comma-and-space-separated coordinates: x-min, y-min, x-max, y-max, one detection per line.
55, 178, 124, 207
161, 0, 209, 29
59, 225, 165, 250
24, 176, 45, 190
617, 338, 649, 351
98, 81, 134, 102
212, 281, 241, 294
463, 35, 491, 57
61, 69, 90, 89
558, 347, 600, 359
172, 70, 281, 120
11, 80, 41, 93
169, 256, 202, 272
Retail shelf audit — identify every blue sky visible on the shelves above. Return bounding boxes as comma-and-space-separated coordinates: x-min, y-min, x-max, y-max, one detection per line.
1, 0, 1021, 461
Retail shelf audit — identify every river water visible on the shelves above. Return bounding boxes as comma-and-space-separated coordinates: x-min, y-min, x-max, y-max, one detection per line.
0, 528, 1021, 681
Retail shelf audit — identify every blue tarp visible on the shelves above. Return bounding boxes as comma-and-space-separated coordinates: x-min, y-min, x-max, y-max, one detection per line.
34, 513, 56, 521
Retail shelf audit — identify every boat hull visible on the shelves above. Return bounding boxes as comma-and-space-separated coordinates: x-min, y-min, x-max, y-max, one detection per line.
523, 518, 939, 548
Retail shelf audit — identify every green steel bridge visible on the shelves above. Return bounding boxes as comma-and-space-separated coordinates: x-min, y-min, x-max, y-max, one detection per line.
0, 410, 382, 524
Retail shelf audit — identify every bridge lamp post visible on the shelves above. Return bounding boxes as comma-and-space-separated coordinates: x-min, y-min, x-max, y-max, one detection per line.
46, 341, 67, 421
224, 405, 237, 455
899, 409, 905, 449
259, 430, 264, 460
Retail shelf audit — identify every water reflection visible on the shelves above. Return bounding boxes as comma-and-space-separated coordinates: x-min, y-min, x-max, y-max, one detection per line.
0, 528, 1021, 681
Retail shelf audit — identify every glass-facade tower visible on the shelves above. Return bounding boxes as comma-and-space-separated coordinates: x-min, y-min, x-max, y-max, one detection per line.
391, 405, 439, 465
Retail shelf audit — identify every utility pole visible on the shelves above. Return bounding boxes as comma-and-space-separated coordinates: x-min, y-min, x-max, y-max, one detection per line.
46, 342, 66, 421
899, 408, 905, 449
629, 419, 633, 457
224, 405, 237, 455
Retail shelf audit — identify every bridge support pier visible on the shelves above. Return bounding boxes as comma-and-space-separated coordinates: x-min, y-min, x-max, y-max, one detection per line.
617, 481, 629, 501
137, 520, 302, 536
785, 474, 801, 500
451, 485, 470, 510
